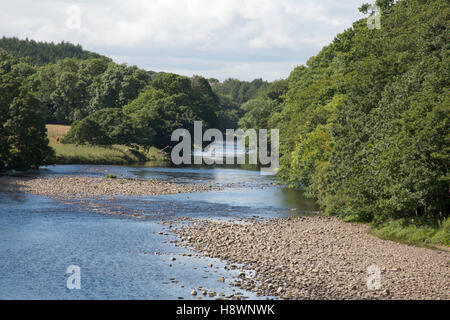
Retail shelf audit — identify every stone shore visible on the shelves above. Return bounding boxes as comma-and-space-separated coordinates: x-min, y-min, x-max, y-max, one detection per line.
172, 216, 450, 300
1, 175, 218, 198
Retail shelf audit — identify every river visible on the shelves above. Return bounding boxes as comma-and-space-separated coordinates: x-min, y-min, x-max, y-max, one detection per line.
0, 164, 318, 299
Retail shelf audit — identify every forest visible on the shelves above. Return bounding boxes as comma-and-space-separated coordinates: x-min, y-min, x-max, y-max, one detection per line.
0, 0, 448, 238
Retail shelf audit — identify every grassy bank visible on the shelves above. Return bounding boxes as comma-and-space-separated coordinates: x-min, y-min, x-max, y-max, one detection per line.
369, 218, 449, 249
46, 124, 168, 165
342, 212, 449, 248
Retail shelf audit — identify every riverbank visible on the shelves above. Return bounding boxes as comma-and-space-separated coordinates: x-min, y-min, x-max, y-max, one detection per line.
46, 124, 168, 165
1, 175, 218, 199
369, 218, 449, 248
171, 216, 450, 300
49, 141, 168, 165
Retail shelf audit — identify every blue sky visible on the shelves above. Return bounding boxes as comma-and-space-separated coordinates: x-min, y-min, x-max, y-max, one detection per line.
0, 0, 368, 81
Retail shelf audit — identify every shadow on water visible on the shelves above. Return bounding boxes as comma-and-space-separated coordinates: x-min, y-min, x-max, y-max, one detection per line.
0, 177, 28, 204
278, 188, 319, 213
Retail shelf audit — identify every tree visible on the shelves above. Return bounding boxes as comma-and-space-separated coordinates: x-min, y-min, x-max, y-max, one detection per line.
4, 88, 53, 170
63, 108, 155, 147
88, 63, 150, 113
124, 73, 220, 149
0, 49, 52, 171
31, 58, 107, 123
0, 37, 109, 66
258, 0, 449, 223
238, 98, 281, 131
62, 118, 110, 145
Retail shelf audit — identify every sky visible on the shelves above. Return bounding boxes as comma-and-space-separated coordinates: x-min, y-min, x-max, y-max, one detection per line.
0, 0, 368, 81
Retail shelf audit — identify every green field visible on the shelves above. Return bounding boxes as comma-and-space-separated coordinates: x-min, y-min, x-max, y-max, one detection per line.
46, 124, 168, 165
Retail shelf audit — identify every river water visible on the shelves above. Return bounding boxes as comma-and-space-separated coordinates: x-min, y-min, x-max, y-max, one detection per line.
0, 165, 318, 299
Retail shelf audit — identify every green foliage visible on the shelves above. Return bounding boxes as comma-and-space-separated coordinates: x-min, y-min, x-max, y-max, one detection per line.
238, 79, 288, 131
370, 217, 450, 247
29, 58, 106, 123
62, 108, 155, 147
215, 93, 242, 131
49, 140, 164, 165
0, 49, 53, 171
62, 117, 110, 145
30, 59, 150, 124
0, 37, 109, 66
212, 78, 269, 105
266, 0, 449, 224
238, 98, 281, 131
124, 73, 219, 148
211, 78, 270, 129
88, 63, 150, 113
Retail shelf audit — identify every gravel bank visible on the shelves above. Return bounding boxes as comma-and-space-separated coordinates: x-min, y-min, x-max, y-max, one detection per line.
172, 216, 450, 300
1, 176, 218, 198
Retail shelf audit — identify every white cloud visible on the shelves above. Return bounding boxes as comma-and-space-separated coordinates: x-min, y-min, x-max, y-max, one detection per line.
0, 0, 366, 80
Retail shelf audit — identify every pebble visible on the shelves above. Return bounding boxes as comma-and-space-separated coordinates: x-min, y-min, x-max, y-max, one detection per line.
171, 216, 450, 300
5, 176, 220, 199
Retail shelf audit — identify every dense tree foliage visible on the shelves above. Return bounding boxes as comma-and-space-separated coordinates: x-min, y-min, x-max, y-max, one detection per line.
0, 37, 109, 66
0, 39, 152, 170
238, 79, 288, 130
88, 63, 151, 112
211, 78, 270, 129
211, 78, 269, 105
123, 73, 220, 148
61, 117, 109, 146
30, 59, 151, 124
261, 0, 449, 223
62, 108, 155, 147
0, 50, 53, 171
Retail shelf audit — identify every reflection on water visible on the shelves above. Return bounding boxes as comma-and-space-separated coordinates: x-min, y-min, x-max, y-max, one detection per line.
0, 164, 318, 299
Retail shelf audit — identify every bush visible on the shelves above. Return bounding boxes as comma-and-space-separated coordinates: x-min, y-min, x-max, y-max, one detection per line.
62, 118, 110, 145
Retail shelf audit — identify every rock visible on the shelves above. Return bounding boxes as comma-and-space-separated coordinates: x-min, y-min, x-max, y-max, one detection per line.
191, 290, 197, 296
170, 257, 176, 261
168, 214, 450, 300
8, 176, 220, 200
